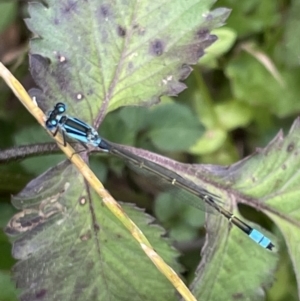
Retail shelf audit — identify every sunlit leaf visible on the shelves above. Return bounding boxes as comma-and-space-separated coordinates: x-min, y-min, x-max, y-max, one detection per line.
25, 0, 229, 125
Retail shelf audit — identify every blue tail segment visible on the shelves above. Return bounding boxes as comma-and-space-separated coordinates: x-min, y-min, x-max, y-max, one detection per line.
249, 229, 274, 250
45, 102, 275, 251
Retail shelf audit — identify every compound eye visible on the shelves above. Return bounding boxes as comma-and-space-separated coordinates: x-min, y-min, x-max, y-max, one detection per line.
56, 103, 66, 113
46, 118, 58, 129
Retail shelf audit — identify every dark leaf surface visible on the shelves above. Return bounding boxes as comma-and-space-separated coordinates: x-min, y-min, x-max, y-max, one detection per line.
6, 161, 181, 301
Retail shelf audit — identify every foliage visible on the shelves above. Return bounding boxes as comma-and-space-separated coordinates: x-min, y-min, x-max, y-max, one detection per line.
0, 0, 299, 300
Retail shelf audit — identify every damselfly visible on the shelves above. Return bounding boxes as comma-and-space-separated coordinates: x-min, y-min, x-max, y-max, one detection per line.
45, 102, 275, 251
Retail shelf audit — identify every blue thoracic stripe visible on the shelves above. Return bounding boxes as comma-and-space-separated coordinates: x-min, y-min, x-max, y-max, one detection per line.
65, 118, 90, 132
45, 102, 275, 251
65, 125, 87, 136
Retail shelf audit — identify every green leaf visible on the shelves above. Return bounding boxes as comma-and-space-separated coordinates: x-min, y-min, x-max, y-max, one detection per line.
0, 168, 32, 193
199, 27, 237, 67
121, 117, 300, 298
147, 103, 205, 151
214, 99, 253, 130
6, 161, 181, 301
0, 271, 19, 301
216, 0, 280, 36
14, 124, 65, 175
155, 191, 186, 222
0, 202, 16, 270
154, 191, 205, 242
0, 229, 15, 270
118, 107, 149, 132
26, 0, 230, 124
191, 214, 277, 300
99, 112, 136, 146
189, 127, 227, 155
189, 118, 300, 299
0, 2, 17, 33
226, 52, 300, 117
277, 0, 300, 67
0, 202, 16, 228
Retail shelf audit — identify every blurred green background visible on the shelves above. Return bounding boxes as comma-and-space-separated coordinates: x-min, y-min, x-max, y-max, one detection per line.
0, 0, 299, 300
